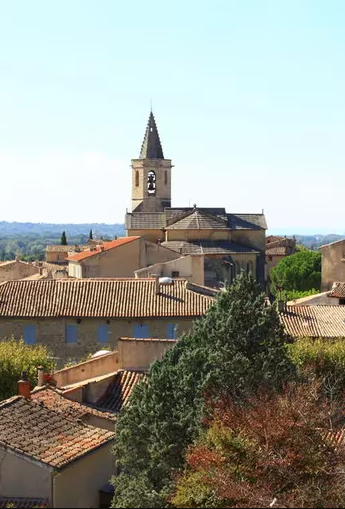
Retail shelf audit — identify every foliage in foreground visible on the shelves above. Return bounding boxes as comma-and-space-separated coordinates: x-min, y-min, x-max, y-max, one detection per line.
172, 384, 345, 508
0, 338, 55, 401
111, 273, 295, 508
270, 249, 321, 294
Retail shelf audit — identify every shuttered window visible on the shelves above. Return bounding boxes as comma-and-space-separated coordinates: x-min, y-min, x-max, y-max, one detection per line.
65, 324, 78, 343
167, 323, 177, 340
23, 325, 37, 345
133, 324, 150, 339
98, 324, 109, 343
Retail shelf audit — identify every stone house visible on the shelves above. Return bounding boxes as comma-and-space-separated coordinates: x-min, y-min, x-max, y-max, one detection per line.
0, 258, 39, 283
319, 239, 345, 291
265, 235, 296, 279
45, 244, 88, 264
0, 389, 115, 508
134, 254, 205, 285
125, 111, 267, 286
0, 278, 216, 365
67, 236, 179, 279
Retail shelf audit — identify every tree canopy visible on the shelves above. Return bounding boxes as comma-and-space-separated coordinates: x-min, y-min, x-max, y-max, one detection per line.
111, 273, 295, 508
0, 338, 55, 401
270, 249, 321, 294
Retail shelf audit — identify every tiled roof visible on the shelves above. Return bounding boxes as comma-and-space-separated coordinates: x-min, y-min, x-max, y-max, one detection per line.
45, 245, 88, 253
31, 386, 116, 422
95, 370, 147, 413
165, 207, 228, 224
139, 111, 164, 159
266, 235, 285, 244
0, 260, 30, 268
227, 214, 267, 230
328, 282, 345, 299
165, 209, 228, 230
67, 237, 140, 262
0, 498, 48, 508
0, 396, 115, 469
126, 212, 166, 229
0, 278, 215, 318
162, 240, 258, 256
266, 246, 289, 256
280, 305, 345, 338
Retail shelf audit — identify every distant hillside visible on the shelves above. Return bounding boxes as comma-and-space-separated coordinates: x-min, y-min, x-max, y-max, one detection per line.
294, 234, 344, 250
0, 221, 125, 238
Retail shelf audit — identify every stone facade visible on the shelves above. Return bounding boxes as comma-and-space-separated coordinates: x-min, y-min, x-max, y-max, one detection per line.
0, 316, 194, 367
0, 259, 39, 283
135, 254, 205, 285
320, 239, 345, 291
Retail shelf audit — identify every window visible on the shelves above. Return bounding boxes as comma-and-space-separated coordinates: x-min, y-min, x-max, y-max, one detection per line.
171, 271, 179, 278
65, 324, 78, 343
133, 323, 150, 339
98, 324, 109, 343
135, 170, 139, 187
147, 171, 156, 195
268, 256, 273, 262
164, 171, 168, 185
167, 323, 177, 340
24, 325, 36, 345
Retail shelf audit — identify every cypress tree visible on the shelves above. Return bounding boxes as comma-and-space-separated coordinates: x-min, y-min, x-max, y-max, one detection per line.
89, 229, 93, 240
60, 231, 68, 245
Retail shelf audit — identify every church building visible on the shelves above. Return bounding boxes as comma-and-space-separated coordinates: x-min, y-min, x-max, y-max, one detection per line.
125, 112, 267, 286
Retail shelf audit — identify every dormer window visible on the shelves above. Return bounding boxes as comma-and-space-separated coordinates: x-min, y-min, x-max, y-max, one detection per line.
147, 171, 156, 195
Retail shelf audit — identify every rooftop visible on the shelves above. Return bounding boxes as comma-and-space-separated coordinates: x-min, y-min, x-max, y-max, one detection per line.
0, 278, 215, 318
328, 282, 345, 299
0, 498, 48, 508
67, 236, 140, 262
162, 240, 259, 256
0, 396, 115, 470
94, 370, 147, 413
45, 245, 88, 253
266, 246, 290, 256
165, 209, 228, 230
281, 305, 345, 338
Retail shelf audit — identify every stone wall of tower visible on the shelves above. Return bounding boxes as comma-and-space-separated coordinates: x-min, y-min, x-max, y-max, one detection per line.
131, 158, 172, 212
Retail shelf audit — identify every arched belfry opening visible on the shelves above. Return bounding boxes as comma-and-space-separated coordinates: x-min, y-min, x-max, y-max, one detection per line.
147, 171, 156, 195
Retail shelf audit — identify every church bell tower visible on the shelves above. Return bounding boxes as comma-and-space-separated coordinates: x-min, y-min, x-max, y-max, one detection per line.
131, 111, 172, 212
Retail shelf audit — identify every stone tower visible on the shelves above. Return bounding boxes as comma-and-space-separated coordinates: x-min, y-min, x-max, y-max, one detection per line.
131, 111, 173, 212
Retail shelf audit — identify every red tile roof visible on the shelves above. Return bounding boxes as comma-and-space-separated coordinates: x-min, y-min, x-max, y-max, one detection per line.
280, 305, 345, 338
31, 386, 116, 422
67, 237, 140, 262
0, 396, 115, 469
0, 279, 215, 318
0, 498, 49, 508
328, 282, 345, 299
266, 246, 289, 256
95, 370, 147, 413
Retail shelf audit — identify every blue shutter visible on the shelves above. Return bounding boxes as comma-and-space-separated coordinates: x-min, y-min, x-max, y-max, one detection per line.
167, 323, 177, 340
133, 323, 150, 339
98, 324, 109, 343
65, 324, 78, 343
24, 325, 36, 345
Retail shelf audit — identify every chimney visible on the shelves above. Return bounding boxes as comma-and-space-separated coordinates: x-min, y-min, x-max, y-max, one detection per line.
18, 371, 31, 399
152, 274, 160, 294
277, 300, 285, 313
38, 266, 43, 276
37, 366, 44, 387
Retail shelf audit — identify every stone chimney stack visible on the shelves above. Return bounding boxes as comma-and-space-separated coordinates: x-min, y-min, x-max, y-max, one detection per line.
18, 371, 31, 399
153, 274, 160, 295
37, 366, 44, 387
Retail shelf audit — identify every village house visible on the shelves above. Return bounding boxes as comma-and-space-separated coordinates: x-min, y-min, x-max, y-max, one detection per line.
0, 257, 40, 283
0, 383, 115, 508
45, 244, 89, 264
265, 235, 296, 280
67, 236, 179, 279
319, 238, 345, 291
0, 278, 216, 365
280, 304, 345, 339
134, 253, 205, 285
287, 282, 345, 306
125, 111, 267, 287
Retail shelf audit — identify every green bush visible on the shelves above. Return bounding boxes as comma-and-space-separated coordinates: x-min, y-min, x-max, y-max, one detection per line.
0, 338, 55, 401
270, 250, 321, 294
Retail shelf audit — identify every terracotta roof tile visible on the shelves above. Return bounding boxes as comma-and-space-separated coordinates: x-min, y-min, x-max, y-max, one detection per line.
328, 283, 345, 299
281, 305, 345, 338
0, 498, 48, 508
227, 213, 267, 230
31, 386, 116, 422
95, 370, 147, 413
165, 209, 228, 230
266, 246, 289, 256
45, 245, 88, 253
0, 279, 214, 318
67, 237, 140, 262
162, 240, 258, 255
0, 396, 115, 469
125, 212, 166, 229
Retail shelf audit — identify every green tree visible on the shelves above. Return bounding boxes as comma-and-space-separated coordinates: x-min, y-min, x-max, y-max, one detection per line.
60, 231, 68, 245
270, 249, 321, 294
89, 229, 93, 240
112, 273, 295, 508
0, 338, 55, 400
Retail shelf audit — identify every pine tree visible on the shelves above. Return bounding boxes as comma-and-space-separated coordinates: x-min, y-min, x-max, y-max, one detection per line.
89, 229, 93, 240
111, 272, 295, 508
60, 231, 68, 245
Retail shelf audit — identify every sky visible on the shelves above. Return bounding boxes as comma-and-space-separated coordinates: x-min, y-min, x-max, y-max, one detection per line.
0, 0, 345, 234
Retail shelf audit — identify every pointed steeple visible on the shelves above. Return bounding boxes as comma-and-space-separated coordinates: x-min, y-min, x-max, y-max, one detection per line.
139, 111, 164, 159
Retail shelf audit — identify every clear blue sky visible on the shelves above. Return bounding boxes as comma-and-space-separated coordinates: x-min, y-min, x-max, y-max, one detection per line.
0, 0, 344, 234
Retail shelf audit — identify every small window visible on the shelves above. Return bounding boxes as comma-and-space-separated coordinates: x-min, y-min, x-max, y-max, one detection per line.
66, 324, 78, 343
135, 170, 139, 187
24, 325, 36, 345
98, 324, 109, 343
167, 323, 177, 340
164, 171, 168, 185
133, 323, 150, 339
171, 271, 179, 278
268, 256, 273, 262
